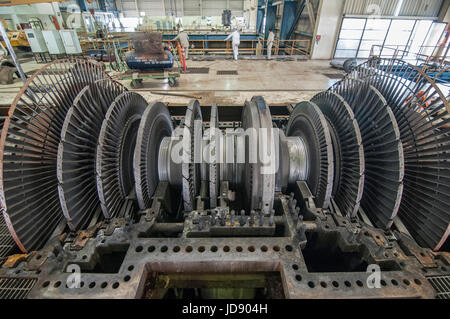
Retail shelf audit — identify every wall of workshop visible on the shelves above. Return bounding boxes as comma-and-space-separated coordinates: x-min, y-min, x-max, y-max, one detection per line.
310, 0, 345, 59
118, 0, 257, 32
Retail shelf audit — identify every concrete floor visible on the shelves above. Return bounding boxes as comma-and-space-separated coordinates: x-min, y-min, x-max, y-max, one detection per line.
0, 58, 343, 106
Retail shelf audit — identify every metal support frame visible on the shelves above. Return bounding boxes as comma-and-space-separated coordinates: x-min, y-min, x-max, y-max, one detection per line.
285, 0, 307, 41
1, 173, 447, 299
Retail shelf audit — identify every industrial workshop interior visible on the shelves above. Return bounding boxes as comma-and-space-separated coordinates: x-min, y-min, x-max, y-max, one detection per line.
0, 0, 449, 304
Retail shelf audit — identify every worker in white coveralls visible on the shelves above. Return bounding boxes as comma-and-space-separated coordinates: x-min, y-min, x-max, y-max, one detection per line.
267, 29, 275, 59
225, 28, 240, 60
173, 28, 190, 59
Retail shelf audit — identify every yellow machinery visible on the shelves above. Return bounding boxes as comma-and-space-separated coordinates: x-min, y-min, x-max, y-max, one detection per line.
0, 19, 29, 50
0, 31, 30, 50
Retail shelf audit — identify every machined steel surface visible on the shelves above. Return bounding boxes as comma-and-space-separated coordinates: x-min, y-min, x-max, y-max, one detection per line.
286, 136, 309, 184
134, 102, 174, 210
158, 136, 182, 187
286, 101, 334, 209
241, 96, 276, 215
208, 104, 219, 208
181, 100, 203, 212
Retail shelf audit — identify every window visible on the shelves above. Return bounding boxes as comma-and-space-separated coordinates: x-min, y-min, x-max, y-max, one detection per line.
334, 17, 447, 62
358, 18, 390, 58
334, 18, 365, 59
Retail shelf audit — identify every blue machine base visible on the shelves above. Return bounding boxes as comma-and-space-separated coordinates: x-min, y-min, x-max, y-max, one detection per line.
125, 51, 174, 70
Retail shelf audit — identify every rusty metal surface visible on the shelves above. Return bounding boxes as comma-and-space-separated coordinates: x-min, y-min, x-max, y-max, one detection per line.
0, 188, 445, 299
134, 33, 163, 56
0, 212, 17, 264
0, 277, 37, 299
427, 275, 450, 299
2, 253, 29, 268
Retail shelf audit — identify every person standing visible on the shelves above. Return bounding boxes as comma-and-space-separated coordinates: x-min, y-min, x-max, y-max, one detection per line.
173, 27, 190, 59
225, 28, 240, 60
267, 29, 275, 59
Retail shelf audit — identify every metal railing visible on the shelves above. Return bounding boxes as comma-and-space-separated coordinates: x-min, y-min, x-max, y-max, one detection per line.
79, 37, 311, 57
184, 39, 311, 56
369, 44, 449, 68
368, 44, 450, 86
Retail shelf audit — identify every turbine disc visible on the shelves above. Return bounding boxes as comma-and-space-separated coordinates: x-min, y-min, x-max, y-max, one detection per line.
209, 103, 219, 208
134, 102, 173, 210
58, 79, 126, 231
0, 59, 107, 252
331, 78, 404, 229
181, 99, 203, 212
353, 58, 450, 250
96, 92, 147, 219
286, 101, 334, 209
241, 96, 276, 214
311, 91, 364, 217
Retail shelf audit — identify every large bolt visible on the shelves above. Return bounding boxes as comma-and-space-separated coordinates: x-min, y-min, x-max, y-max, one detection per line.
198, 216, 205, 230
239, 210, 246, 226
269, 209, 275, 226
220, 210, 226, 226
249, 210, 255, 226
296, 214, 304, 230
210, 210, 217, 226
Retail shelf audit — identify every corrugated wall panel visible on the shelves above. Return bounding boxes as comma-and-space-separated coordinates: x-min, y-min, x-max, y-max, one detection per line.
203, 0, 227, 16
139, 0, 166, 16
164, 0, 183, 16
184, 0, 201, 15
230, 0, 244, 16
122, 0, 138, 17
399, 0, 443, 17
120, 0, 245, 17
343, 0, 443, 17
230, 0, 243, 9
344, 0, 398, 16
